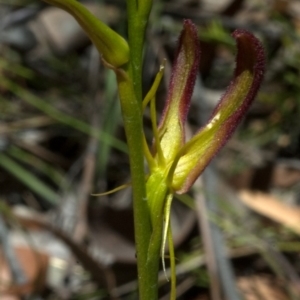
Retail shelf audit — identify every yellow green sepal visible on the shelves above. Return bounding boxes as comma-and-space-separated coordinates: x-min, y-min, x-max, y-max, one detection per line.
42, 0, 129, 67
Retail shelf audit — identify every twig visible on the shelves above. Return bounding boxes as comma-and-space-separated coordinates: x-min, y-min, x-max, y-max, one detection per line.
195, 165, 242, 300
194, 175, 222, 300
0, 213, 26, 285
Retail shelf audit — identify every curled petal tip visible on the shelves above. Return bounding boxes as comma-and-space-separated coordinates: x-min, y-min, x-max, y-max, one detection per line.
232, 29, 265, 90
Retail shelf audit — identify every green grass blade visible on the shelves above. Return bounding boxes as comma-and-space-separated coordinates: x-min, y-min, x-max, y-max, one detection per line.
0, 153, 59, 205
8, 145, 65, 188
3, 79, 128, 153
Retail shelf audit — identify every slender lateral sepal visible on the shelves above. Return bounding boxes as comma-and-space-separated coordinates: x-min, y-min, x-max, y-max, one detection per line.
161, 193, 173, 278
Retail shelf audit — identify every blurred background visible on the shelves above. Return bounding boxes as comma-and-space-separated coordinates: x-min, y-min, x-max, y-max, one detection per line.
0, 0, 300, 299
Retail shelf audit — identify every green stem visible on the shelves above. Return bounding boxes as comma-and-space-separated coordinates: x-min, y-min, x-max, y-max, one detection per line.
116, 69, 155, 299
123, 1, 160, 298
126, 0, 152, 100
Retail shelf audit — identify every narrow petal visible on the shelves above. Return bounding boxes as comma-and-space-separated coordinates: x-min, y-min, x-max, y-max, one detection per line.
156, 19, 200, 162
172, 29, 265, 193
43, 0, 129, 67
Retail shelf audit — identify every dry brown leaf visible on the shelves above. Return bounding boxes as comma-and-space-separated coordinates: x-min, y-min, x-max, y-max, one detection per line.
238, 275, 288, 300
239, 190, 300, 234
0, 246, 48, 297
272, 164, 300, 188
12, 208, 110, 288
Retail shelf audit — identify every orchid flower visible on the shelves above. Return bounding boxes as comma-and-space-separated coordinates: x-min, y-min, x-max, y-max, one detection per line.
143, 19, 265, 274
36, 0, 265, 294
